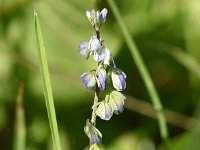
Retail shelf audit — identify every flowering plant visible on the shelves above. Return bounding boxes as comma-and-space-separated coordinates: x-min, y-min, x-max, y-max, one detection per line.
79, 8, 126, 149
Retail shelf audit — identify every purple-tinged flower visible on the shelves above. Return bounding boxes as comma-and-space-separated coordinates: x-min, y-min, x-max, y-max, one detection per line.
88, 35, 107, 62
96, 101, 113, 120
80, 72, 96, 90
96, 68, 106, 90
108, 90, 126, 113
79, 41, 90, 59
100, 8, 108, 23
103, 48, 111, 65
88, 35, 102, 53
84, 120, 102, 144
111, 68, 126, 91
85, 8, 108, 29
93, 48, 105, 62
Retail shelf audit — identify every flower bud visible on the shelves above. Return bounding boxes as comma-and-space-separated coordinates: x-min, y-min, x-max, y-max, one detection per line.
85, 8, 108, 29
111, 68, 126, 91
96, 101, 113, 120
80, 71, 96, 90
100, 8, 108, 24
84, 120, 102, 144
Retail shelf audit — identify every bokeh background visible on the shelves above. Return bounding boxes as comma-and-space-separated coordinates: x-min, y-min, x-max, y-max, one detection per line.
1, 0, 200, 149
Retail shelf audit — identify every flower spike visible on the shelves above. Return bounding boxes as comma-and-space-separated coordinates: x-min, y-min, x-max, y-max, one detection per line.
79, 8, 126, 147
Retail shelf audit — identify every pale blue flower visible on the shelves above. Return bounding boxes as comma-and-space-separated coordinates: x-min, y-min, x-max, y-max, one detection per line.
93, 48, 105, 62
79, 41, 90, 59
100, 8, 108, 23
84, 120, 102, 144
96, 68, 106, 90
111, 68, 126, 91
96, 101, 113, 120
108, 90, 126, 113
88, 35, 106, 62
88, 35, 102, 53
80, 72, 96, 90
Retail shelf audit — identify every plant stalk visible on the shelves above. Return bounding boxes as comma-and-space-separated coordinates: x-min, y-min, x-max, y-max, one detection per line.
107, 0, 171, 149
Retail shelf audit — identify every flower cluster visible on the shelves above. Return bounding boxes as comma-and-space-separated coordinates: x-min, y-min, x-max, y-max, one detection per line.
79, 8, 126, 149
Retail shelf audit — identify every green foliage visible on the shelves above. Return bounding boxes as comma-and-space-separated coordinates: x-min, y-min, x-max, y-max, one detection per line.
1, 0, 200, 150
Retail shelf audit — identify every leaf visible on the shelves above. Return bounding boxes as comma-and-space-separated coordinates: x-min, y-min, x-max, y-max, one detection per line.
34, 9, 61, 150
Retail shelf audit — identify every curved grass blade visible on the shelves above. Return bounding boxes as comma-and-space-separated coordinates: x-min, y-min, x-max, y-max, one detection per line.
107, 0, 171, 149
34, 9, 61, 150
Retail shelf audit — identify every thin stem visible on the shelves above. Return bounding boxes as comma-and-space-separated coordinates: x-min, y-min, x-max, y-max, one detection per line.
91, 86, 100, 126
90, 29, 101, 126
107, 0, 170, 149
96, 30, 100, 40
13, 84, 26, 150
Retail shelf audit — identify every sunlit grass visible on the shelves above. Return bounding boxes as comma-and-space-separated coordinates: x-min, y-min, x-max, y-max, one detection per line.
34, 9, 61, 150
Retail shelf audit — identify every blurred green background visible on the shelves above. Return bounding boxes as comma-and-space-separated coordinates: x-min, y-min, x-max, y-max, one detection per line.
1, 0, 200, 149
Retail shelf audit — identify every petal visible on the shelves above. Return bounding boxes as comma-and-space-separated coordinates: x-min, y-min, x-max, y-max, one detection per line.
79, 41, 89, 59
84, 120, 102, 144
96, 68, 106, 90
111, 71, 122, 91
90, 128, 101, 144
109, 91, 126, 113
103, 48, 111, 65
96, 101, 113, 120
95, 11, 101, 26
86, 10, 91, 21
100, 8, 108, 23
93, 50, 105, 62
80, 72, 96, 90
112, 90, 126, 100
118, 73, 126, 90
88, 36, 102, 52
109, 96, 124, 113
111, 68, 126, 91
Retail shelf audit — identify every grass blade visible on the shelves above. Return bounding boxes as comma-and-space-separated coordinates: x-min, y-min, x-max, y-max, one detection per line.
34, 9, 61, 150
13, 84, 26, 150
107, 0, 170, 149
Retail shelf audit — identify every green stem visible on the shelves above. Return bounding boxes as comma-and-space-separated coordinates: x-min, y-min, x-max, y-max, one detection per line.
13, 85, 26, 150
107, 0, 170, 149
34, 9, 61, 150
